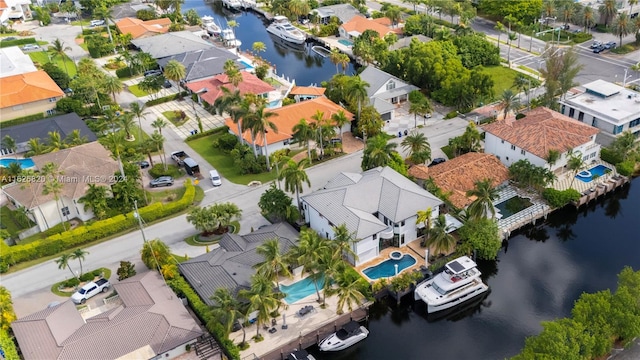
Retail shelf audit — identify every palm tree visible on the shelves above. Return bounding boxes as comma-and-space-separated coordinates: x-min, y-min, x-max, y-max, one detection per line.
65, 129, 88, 146
426, 214, 455, 256
599, 0, 617, 27
310, 110, 327, 158
223, 59, 243, 87
568, 150, 585, 189
331, 110, 350, 143
494, 21, 505, 45
102, 129, 127, 177
331, 224, 358, 262
70, 249, 89, 277
47, 131, 66, 152
361, 135, 397, 171
280, 158, 311, 209
78, 184, 110, 219
582, 6, 595, 32
151, 131, 167, 170
545, 149, 561, 170
254, 238, 292, 287
119, 112, 136, 141
238, 274, 280, 338
209, 288, 244, 339
506, 32, 518, 64
94, 6, 116, 51
129, 102, 149, 141
316, 249, 342, 306
243, 104, 278, 169
416, 207, 433, 247
466, 178, 499, 220
213, 87, 245, 144
409, 94, 433, 127
102, 75, 123, 102
497, 89, 520, 120
292, 118, 315, 163
26, 138, 47, 157
163, 59, 186, 92
293, 229, 331, 301
151, 117, 168, 135
401, 131, 431, 164
329, 48, 342, 74
55, 253, 78, 280
337, 53, 350, 74
345, 76, 369, 121
333, 270, 365, 314
1, 135, 17, 159
4, 162, 22, 179
41, 162, 67, 231
612, 13, 632, 46
48, 38, 72, 76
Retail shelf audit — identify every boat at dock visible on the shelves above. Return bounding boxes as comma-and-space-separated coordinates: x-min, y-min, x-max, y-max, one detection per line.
319, 320, 369, 351
221, 0, 242, 10
221, 28, 241, 48
266, 15, 306, 45
287, 349, 316, 360
201, 15, 221, 36
414, 256, 489, 313
312, 45, 331, 57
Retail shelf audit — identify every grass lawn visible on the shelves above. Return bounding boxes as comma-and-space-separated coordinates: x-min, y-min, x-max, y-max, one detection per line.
0, 206, 33, 237
147, 186, 186, 204
162, 110, 189, 126
481, 65, 522, 100
441, 145, 455, 160
128, 84, 155, 98
50, 268, 112, 297
188, 134, 278, 185
28, 51, 77, 77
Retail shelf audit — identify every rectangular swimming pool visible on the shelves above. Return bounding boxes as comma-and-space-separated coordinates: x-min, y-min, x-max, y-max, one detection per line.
239, 60, 254, 70
0, 158, 35, 168
362, 254, 416, 280
575, 164, 612, 183
279, 275, 325, 304
495, 196, 533, 218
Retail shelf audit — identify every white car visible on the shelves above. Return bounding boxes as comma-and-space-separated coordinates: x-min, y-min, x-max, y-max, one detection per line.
21, 44, 40, 51
209, 169, 222, 187
90, 19, 105, 27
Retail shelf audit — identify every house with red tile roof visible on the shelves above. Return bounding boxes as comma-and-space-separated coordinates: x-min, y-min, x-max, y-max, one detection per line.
289, 86, 326, 102
224, 96, 353, 156
0, 70, 64, 122
115, 17, 171, 39
482, 107, 600, 172
186, 71, 274, 106
427, 152, 510, 209
338, 16, 401, 40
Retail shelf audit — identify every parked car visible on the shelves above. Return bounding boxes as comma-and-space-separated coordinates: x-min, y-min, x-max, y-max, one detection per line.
589, 41, 602, 49
21, 44, 40, 51
209, 169, 222, 187
150, 176, 174, 187
71, 279, 110, 304
138, 160, 150, 169
604, 41, 616, 49
428, 158, 446, 167
144, 69, 162, 77
90, 19, 105, 27
593, 45, 606, 53
163, 80, 172, 88
2, 36, 16, 41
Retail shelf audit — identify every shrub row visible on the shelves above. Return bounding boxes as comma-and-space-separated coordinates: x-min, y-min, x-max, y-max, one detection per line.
600, 147, 623, 165
167, 276, 241, 360
145, 91, 189, 106
115, 66, 140, 79
616, 160, 635, 176
0, 330, 19, 360
3, 112, 46, 127
0, 37, 37, 48
0, 180, 195, 272
542, 187, 581, 208
186, 125, 229, 141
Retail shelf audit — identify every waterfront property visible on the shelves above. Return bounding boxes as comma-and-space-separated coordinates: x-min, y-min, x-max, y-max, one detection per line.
362, 254, 417, 280
280, 275, 326, 304
559, 80, 640, 144
115, 17, 171, 39
156, 47, 240, 82
482, 107, 601, 172
301, 166, 443, 266
310, 3, 361, 25
493, 186, 551, 238
130, 31, 214, 59
575, 164, 612, 183
289, 86, 326, 102
0, 70, 65, 122
186, 71, 275, 106
358, 66, 419, 121
338, 16, 400, 40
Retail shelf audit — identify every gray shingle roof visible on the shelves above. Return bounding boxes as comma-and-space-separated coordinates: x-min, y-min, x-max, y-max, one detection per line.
310, 4, 361, 24
358, 66, 419, 115
11, 272, 204, 360
131, 31, 213, 59
302, 167, 442, 239
157, 47, 240, 82
179, 222, 299, 306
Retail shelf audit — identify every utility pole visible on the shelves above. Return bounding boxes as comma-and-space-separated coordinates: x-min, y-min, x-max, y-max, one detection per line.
133, 200, 147, 243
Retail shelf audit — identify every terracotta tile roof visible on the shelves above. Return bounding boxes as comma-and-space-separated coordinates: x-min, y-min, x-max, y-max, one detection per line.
341, 16, 401, 38
408, 164, 429, 179
289, 86, 326, 96
482, 107, 599, 159
0, 70, 64, 108
115, 17, 171, 39
224, 97, 353, 145
186, 71, 274, 104
0, 1, 6, 8
2, 142, 120, 209
428, 152, 510, 208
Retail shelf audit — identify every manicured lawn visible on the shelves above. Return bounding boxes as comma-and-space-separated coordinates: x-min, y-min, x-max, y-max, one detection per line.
128, 84, 154, 97
146, 186, 186, 204
188, 134, 278, 185
0, 206, 33, 237
162, 110, 189, 126
481, 65, 521, 100
28, 51, 77, 77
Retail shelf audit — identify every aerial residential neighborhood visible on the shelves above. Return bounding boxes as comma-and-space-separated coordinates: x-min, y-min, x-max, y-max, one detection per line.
0, 0, 639, 360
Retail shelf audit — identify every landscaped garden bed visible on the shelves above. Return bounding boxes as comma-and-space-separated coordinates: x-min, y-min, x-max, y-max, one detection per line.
50, 267, 111, 297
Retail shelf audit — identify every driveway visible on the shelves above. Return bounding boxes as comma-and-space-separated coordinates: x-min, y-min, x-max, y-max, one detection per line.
13, 21, 86, 64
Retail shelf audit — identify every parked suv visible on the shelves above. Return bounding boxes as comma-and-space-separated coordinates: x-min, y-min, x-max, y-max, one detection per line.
90, 19, 105, 27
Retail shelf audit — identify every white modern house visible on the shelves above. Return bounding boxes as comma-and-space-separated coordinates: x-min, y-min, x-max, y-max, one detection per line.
301, 166, 443, 265
482, 107, 601, 172
0, 0, 32, 25
358, 66, 419, 121
559, 80, 640, 144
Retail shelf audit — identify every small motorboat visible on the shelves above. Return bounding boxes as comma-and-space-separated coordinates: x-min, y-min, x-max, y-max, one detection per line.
201, 15, 221, 36
287, 349, 316, 360
318, 321, 369, 351
221, 28, 241, 48
312, 45, 331, 58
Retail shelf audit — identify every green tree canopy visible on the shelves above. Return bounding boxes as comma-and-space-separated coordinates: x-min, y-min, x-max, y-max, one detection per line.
458, 218, 501, 260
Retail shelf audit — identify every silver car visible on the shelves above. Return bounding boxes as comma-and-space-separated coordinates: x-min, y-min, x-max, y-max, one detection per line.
21, 44, 40, 51
150, 176, 174, 187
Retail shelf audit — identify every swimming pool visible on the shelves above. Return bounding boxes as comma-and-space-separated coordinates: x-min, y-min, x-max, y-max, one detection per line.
495, 196, 533, 218
362, 254, 416, 280
240, 60, 254, 70
0, 158, 35, 168
268, 100, 280, 108
575, 164, 612, 183
338, 39, 353, 47
280, 275, 325, 304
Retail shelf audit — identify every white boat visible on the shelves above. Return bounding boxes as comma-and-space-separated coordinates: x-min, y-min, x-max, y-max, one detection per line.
222, 0, 242, 10
287, 349, 316, 360
414, 256, 489, 314
312, 45, 331, 57
201, 15, 221, 36
221, 28, 241, 47
266, 15, 306, 45
241, 0, 256, 8
319, 321, 369, 352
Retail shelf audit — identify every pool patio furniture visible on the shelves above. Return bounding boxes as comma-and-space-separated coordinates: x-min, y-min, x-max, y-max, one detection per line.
298, 305, 314, 317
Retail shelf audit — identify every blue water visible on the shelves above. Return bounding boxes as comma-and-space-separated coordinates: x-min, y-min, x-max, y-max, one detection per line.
280, 275, 325, 304
0, 158, 35, 168
363, 254, 417, 280
575, 164, 612, 182
338, 39, 353, 46
240, 60, 254, 70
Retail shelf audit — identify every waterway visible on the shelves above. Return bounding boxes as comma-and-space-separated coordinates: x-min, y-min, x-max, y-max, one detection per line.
182, 2, 356, 86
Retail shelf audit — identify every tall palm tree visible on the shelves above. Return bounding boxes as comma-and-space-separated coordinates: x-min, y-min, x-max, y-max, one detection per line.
599, 0, 617, 27
401, 131, 431, 164
409, 95, 433, 127
26, 138, 47, 157
497, 89, 520, 120
316, 249, 342, 306
70, 249, 89, 277
293, 229, 331, 301
243, 104, 278, 170
48, 38, 72, 76
254, 238, 292, 287
151, 117, 168, 135
416, 207, 433, 247
129, 102, 149, 141
213, 87, 245, 144
582, 6, 595, 32
361, 135, 397, 171
78, 184, 110, 220
494, 21, 505, 45
41, 162, 67, 231
331, 224, 358, 262
310, 110, 327, 158
102, 75, 123, 102
163, 60, 186, 94
545, 149, 561, 170
333, 270, 365, 314
426, 214, 455, 255
329, 48, 342, 74
345, 76, 369, 121
65, 129, 88, 146
292, 118, 314, 163
279, 158, 311, 209
568, 150, 585, 189
47, 131, 66, 152
151, 131, 167, 170
55, 253, 78, 280
337, 53, 350, 74
102, 129, 127, 178
238, 274, 280, 338
466, 178, 499, 220
506, 32, 518, 63
210, 288, 245, 339
93, 6, 116, 53
119, 112, 136, 141
331, 110, 350, 143
612, 12, 632, 46
1, 135, 17, 159
223, 59, 243, 87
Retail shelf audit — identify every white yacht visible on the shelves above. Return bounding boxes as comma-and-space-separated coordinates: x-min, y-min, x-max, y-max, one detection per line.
221, 28, 241, 48
266, 15, 306, 45
319, 321, 369, 352
414, 256, 489, 313
222, 0, 242, 10
201, 15, 221, 36
241, 0, 256, 8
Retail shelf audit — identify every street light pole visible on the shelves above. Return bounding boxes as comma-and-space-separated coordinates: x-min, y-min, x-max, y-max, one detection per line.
133, 200, 147, 243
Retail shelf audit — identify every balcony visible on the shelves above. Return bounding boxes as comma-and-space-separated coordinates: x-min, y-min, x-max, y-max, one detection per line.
379, 226, 394, 239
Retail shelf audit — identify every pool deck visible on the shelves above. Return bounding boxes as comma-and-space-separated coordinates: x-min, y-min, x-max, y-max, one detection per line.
355, 245, 428, 282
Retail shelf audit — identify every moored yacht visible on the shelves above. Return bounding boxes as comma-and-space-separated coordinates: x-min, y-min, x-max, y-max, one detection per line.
201, 15, 221, 36
319, 321, 369, 351
221, 28, 241, 48
266, 15, 306, 45
222, 0, 242, 10
414, 256, 489, 313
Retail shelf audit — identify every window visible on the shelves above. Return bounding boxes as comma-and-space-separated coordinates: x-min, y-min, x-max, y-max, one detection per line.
589, 152, 596, 159
613, 125, 624, 135
49, 97, 57, 103
629, 118, 640, 128
561, 105, 565, 113
400, 221, 405, 226
521, 150, 526, 155
46, 109, 56, 115
326, 232, 329, 238
501, 139, 504, 144
569, 108, 575, 118
578, 111, 584, 122
510, 145, 516, 150
386, 80, 396, 90
373, 234, 377, 240
592, 118, 598, 127
61, 207, 70, 216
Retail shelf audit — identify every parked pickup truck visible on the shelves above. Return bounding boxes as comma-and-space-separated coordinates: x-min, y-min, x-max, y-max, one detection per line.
171, 150, 189, 165
71, 278, 110, 304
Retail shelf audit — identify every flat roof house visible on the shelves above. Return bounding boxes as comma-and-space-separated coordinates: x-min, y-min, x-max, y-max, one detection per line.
11, 272, 205, 360
0, 70, 64, 121
0, 46, 37, 78
301, 166, 443, 265
558, 80, 640, 145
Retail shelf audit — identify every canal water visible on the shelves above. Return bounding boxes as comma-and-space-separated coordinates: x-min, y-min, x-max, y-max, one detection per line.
309, 178, 640, 360
182, 2, 356, 86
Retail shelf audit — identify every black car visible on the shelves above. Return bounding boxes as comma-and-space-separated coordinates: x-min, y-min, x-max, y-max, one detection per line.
163, 80, 172, 88
144, 69, 162, 77
138, 160, 150, 169
428, 158, 446, 167
593, 45, 606, 53
150, 176, 174, 187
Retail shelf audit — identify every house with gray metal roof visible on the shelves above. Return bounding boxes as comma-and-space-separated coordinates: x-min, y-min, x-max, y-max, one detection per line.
359, 66, 419, 121
157, 47, 241, 82
11, 272, 206, 360
178, 222, 299, 306
301, 166, 442, 265
310, 3, 361, 24
131, 31, 213, 59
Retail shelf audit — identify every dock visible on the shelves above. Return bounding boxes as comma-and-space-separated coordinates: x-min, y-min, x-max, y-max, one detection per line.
571, 174, 630, 208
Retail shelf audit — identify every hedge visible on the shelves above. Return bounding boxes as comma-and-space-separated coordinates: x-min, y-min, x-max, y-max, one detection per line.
115, 66, 139, 79
616, 160, 635, 176
0, 37, 37, 48
145, 91, 189, 106
186, 125, 229, 141
167, 276, 241, 360
0, 329, 19, 360
600, 147, 623, 165
542, 187, 581, 208
0, 180, 195, 272
3, 112, 46, 127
